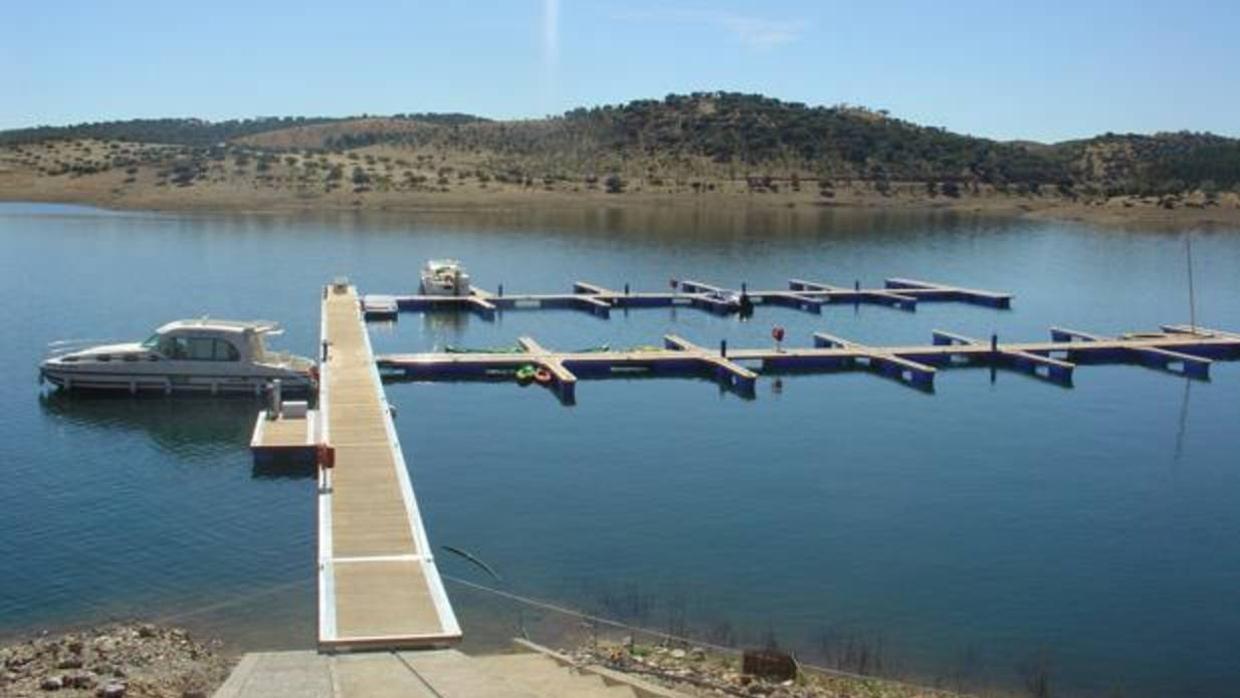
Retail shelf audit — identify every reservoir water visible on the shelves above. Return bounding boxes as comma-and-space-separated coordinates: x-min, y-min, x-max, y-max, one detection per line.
1, 202, 1238, 696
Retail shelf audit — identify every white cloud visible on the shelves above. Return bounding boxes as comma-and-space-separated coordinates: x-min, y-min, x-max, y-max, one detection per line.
615, 8, 809, 49
715, 14, 808, 48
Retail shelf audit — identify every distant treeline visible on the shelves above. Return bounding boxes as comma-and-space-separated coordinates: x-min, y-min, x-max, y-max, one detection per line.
309, 93, 1240, 195
0, 117, 346, 147
3, 93, 1237, 194
0, 113, 490, 150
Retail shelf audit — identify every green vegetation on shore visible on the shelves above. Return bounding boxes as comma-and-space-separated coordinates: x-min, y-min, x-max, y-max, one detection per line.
3, 93, 1237, 198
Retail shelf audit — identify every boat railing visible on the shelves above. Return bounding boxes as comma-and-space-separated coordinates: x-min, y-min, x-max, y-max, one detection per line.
44, 339, 120, 358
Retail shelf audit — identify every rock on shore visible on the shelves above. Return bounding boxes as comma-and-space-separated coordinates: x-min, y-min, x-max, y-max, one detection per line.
568, 641, 960, 698
0, 623, 233, 698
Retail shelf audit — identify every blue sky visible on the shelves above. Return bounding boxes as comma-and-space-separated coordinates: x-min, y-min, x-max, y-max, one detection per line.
2, 1, 1237, 142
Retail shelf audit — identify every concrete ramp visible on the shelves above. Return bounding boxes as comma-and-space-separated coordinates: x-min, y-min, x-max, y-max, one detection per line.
213, 645, 688, 698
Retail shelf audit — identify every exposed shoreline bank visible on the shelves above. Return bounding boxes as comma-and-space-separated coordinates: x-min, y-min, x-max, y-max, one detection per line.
0, 622, 235, 698
0, 622, 976, 698
3, 169, 1239, 231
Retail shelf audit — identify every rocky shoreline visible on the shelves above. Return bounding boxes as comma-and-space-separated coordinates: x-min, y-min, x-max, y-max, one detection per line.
566, 640, 966, 698
0, 624, 234, 698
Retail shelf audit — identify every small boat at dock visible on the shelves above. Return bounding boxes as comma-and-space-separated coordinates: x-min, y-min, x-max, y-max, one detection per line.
419, 259, 471, 296
39, 319, 317, 395
704, 290, 745, 312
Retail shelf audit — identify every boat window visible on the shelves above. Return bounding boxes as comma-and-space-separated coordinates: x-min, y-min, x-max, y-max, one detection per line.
213, 339, 240, 362
187, 337, 216, 361
140, 333, 161, 349
159, 336, 190, 359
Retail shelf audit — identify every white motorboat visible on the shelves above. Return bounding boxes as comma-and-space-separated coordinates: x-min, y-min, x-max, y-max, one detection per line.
419, 259, 471, 296
39, 319, 317, 395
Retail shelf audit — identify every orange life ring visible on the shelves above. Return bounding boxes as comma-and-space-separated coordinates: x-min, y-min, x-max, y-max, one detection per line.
533, 367, 553, 385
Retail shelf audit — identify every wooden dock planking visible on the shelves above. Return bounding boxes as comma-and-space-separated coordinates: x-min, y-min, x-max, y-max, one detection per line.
319, 284, 460, 651
1049, 326, 1209, 378
516, 337, 579, 402
1049, 326, 1104, 343
932, 329, 982, 347
250, 411, 316, 449
885, 277, 1013, 308
250, 409, 318, 465
1000, 348, 1075, 384
790, 278, 921, 310
788, 278, 844, 293
377, 326, 1240, 401
663, 334, 757, 394
857, 289, 918, 311
360, 295, 399, 320
1130, 346, 1212, 378
377, 276, 1013, 322
573, 280, 617, 295
788, 278, 916, 310
764, 292, 824, 314
572, 294, 612, 318
812, 332, 935, 388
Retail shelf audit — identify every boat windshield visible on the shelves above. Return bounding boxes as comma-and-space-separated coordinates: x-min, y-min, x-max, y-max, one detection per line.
140, 333, 161, 349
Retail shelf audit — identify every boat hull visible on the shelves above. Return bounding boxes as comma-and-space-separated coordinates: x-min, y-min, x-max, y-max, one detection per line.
39, 366, 315, 396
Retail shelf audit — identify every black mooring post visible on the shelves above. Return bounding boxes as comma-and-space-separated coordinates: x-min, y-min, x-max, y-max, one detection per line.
720, 339, 728, 358
991, 333, 998, 353
498, 283, 504, 297
854, 280, 860, 291
741, 282, 748, 294
624, 283, 630, 295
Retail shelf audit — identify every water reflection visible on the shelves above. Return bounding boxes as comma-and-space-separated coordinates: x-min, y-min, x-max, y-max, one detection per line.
251, 455, 317, 481
1173, 378, 1192, 464
38, 391, 254, 461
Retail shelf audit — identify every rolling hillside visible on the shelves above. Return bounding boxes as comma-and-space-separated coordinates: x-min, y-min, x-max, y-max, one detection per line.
4, 93, 1237, 197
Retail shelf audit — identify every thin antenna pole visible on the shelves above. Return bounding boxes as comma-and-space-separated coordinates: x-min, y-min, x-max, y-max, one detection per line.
1186, 235, 1198, 333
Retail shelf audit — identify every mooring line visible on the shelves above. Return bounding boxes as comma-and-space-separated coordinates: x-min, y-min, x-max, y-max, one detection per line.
153, 577, 309, 625
440, 574, 967, 696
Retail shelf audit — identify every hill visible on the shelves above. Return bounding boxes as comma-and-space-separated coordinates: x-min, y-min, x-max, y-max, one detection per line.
1, 93, 1238, 224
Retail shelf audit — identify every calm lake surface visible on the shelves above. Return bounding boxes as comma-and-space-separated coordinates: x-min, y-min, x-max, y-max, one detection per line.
1, 202, 1238, 696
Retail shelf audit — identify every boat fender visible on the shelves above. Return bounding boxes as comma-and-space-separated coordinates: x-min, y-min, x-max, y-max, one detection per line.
317, 443, 336, 469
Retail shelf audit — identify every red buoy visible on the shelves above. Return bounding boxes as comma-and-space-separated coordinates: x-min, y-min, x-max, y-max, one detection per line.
772, 326, 785, 342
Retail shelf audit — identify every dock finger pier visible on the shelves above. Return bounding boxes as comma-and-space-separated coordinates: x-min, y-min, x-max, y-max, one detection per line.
249, 273, 1240, 659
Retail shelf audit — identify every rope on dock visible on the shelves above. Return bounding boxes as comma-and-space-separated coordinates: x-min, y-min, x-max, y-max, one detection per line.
441, 574, 968, 696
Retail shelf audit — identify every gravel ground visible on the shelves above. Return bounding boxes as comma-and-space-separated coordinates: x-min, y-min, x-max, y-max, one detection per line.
0, 623, 234, 698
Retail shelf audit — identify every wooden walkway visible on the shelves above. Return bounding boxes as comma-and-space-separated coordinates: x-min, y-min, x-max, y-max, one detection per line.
318, 283, 460, 650
377, 325, 1240, 402
364, 277, 1012, 321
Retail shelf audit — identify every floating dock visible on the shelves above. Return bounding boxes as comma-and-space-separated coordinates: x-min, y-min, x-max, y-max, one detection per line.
250, 406, 318, 464
377, 325, 1240, 402
316, 282, 460, 650
363, 277, 1012, 321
